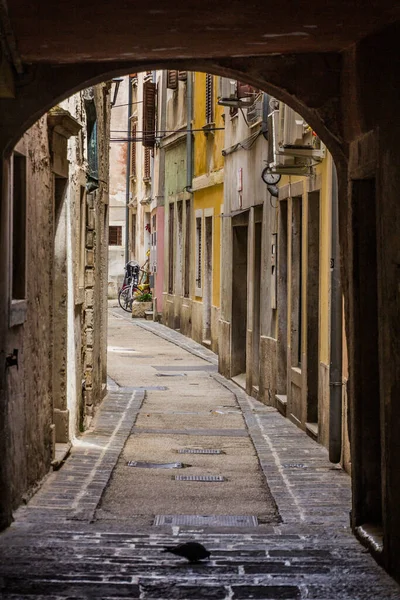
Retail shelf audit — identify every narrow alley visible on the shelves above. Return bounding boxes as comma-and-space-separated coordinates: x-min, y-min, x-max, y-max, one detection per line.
0, 309, 398, 599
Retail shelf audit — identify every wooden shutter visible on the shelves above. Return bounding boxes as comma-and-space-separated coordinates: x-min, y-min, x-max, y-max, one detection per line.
178, 71, 187, 81
167, 70, 178, 90
205, 74, 214, 124
142, 80, 156, 147
130, 121, 137, 178
144, 147, 151, 180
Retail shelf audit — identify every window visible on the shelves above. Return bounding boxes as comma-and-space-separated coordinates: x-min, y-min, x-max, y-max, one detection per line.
109, 225, 122, 246
85, 99, 98, 189
184, 200, 191, 298
144, 147, 151, 180
205, 74, 214, 124
168, 204, 175, 294
12, 153, 27, 300
195, 212, 203, 295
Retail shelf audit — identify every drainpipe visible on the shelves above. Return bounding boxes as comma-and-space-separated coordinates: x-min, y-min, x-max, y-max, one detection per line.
329, 160, 343, 463
125, 76, 132, 264
185, 72, 193, 192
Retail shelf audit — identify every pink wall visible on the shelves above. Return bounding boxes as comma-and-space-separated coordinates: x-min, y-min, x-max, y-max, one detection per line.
155, 205, 165, 314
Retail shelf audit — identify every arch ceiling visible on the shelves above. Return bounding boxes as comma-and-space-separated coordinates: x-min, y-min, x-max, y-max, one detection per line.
5, 0, 400, 63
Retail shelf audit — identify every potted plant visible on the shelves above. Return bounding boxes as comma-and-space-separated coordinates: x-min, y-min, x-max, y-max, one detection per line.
131, 286, 153, 318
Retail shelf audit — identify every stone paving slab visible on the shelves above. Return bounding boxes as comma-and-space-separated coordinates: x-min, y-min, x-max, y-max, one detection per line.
0, 311, 399, 598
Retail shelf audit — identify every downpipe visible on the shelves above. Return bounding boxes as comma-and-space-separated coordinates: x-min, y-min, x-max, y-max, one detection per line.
125, 76, 132, 264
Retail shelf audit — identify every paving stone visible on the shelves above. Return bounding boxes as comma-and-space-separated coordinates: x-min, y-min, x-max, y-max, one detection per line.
0, 313, 399, 599
232, 585, 301, 599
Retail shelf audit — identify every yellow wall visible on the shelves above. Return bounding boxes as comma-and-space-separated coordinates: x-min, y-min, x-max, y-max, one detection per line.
193, 72, 224, 177
193, 184, 222, 308
191, 72, 224, 309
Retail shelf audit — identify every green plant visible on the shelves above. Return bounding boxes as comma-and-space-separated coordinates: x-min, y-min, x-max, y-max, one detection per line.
133, 290, 152, 302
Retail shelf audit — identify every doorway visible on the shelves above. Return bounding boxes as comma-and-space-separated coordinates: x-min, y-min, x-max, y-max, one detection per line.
306, 191, 320, 426
277, 200, 288, 412
231, 224, 248, 380
203, 215, 213, 344
352, 178, 382, 533
252, 221, 262, 392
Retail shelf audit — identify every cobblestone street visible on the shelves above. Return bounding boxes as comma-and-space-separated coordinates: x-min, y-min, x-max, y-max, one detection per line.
0, 309, 399, 599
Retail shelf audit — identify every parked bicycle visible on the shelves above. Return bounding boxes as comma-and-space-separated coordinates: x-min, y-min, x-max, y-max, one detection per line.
118, 259, 149, 312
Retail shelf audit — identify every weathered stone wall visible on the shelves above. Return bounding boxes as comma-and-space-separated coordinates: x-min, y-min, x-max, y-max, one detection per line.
0, 83, 110, 521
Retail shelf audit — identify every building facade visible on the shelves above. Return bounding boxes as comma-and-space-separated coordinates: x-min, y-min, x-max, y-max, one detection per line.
1, 84, 110, 522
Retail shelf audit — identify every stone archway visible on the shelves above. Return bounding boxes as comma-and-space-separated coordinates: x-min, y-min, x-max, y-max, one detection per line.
1, 12, 400, 579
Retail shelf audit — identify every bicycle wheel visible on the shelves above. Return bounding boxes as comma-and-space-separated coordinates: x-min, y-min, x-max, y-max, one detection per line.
118, 285, 133, 312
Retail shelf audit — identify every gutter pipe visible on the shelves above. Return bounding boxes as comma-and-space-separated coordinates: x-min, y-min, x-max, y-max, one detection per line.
186, 72, 193, 192
125, 76, 132, 264
329, 160, 343, 463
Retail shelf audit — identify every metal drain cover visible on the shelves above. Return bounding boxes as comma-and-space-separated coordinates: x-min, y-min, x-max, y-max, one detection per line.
127, 461, 185, 469
174, 475, 225, 482
178, 449, 224, 455
155, 373, 187, 377
154, 515, 258, 527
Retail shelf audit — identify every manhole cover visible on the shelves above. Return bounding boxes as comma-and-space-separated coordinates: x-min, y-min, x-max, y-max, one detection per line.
282, 463, 307, 469
153, 365, 217, 372
154, 515, 258, 526
177, 449, 224, 455
155, 373, 187, 377
123, 386, 168, 391
174, 475, 225, 482
127, 461, 186, 469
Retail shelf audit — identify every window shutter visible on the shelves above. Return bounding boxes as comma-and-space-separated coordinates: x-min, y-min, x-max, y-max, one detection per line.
130, 121, 137, 178
205, 74, 214, 124
178, 71, 187, 82
144, 147, 151, 180
167, 70, 178, 90
142, 80, 156, 148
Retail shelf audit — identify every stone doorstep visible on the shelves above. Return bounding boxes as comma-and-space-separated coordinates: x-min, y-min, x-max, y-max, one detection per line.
51, 442, 72, 470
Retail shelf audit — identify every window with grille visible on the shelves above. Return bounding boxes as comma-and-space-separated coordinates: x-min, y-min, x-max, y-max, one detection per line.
168, 204, 175, 294
109, 225, 122, 246
130, 121, 137, 178
205, 74, 214, 124
195, 213, 202, 295
184, 200, 191, 298
144, 147, 151, 180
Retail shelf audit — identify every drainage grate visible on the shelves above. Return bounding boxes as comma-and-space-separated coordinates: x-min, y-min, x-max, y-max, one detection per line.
155, 373, 187, 377
153, 365, 217, 372
174, 475, 225, 482
127, 461, 185, 469
177, 449, 224, 455
154, 514, 258, 527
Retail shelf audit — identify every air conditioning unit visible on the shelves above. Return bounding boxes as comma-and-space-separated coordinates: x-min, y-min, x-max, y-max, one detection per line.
281, 105, 304, 147
267, 107, 318, 176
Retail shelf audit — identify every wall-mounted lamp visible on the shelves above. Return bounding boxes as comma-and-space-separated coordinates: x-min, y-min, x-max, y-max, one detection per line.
111, 77, 124, 107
